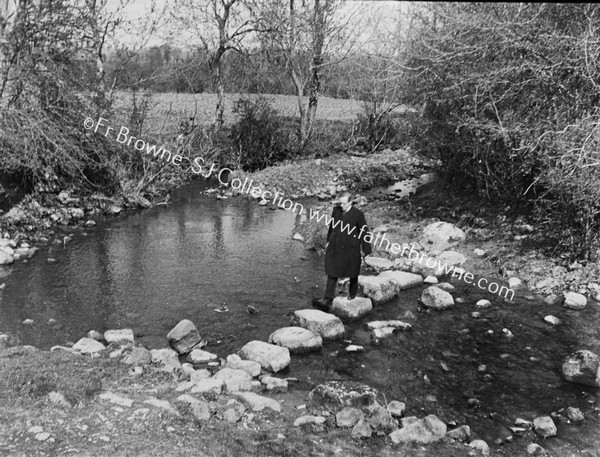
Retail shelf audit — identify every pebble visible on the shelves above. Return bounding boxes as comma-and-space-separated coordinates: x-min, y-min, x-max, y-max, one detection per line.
22, 319, 35, 326
35, 432, 51, 441
544, 315, 560, 325
293, 415, 326, 427
565, 406, 584, 422
502, 328, 514, 339
476, 299, 491, 308
28, 426, 44, 434
423, 275, 438, 284
345, 345, 364, 352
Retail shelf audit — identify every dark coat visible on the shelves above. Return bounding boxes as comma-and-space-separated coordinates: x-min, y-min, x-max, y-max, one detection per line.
325, 205, 372, 278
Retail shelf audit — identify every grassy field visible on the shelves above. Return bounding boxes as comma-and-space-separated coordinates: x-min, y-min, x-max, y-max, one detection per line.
112, 92, 364, 137
111, 91, 411, 140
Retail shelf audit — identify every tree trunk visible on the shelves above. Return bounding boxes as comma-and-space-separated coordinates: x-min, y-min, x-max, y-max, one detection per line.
213, 56, 225, 131
303, 0, 326, 146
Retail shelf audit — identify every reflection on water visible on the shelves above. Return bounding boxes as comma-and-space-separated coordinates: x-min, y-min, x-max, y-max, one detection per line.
0, 181, 325, 351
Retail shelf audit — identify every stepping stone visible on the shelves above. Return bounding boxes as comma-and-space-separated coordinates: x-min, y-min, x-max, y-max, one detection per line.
330, 297, 372, 321
364, 257, 395, 271
420, 286, 454, 309
563, 291, 587, 309
358, 275, 397, 304
239, 340, 290, 372
366, 320, 411, 330
268, 327, 323, 353
378, 271, 423, 290
291, 309, 345, 340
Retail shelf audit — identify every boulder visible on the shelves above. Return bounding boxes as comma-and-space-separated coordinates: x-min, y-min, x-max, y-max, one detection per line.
562, 350, 600, 387
185, 349, 218, 364
419, 222, 466, 254
235, 392, 281, 412
291, 309, 345, 340
104, 329, 134, 344
123, 347, 152, 366
176, 394, 211, 421
268, 327, 323, 353
87, 330, 104, 341
358, 275, 397, 304
150, 348, 181, 372
330, 297, 373, 321
336, 407, 364, 427
213, 368, 252, 392
533, 416, 557, 438
225, 354, 261, 377
239, 340, 290, 372
364, 257, 395, 271
167, 319, 202, 354
563, 292, 587, 310
366, 320, 411, 331
378, 270, 423, 291
72, 338, 106, 354
309, 381, 378, 410
389, 415, 447, 444
420, 286, 454, 310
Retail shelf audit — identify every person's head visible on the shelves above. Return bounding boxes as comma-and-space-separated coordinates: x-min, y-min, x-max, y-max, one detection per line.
338, 192, 353, 212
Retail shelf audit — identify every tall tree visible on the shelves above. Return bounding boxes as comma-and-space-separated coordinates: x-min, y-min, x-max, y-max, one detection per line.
258, 0, 359, 149
171, 0, 257, 131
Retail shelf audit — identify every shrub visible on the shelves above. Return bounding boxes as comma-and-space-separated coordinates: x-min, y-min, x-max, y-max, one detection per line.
229, 96, 288, 171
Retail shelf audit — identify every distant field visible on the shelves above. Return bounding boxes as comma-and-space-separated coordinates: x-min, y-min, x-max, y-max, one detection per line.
112, 91, 411, 139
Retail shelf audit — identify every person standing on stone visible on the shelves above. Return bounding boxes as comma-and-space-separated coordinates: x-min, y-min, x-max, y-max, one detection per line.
314, 193, 372, 310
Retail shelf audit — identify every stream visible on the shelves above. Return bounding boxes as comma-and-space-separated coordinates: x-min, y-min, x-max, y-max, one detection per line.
0, 179, 599, 454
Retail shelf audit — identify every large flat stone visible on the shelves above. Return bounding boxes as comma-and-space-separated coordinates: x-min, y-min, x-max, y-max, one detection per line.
225, 354, 261, 377
378, 271, 423, 291
291, 309, 345, 340
364, 257, 395, 271
331, 297, 372, 321
239, 340, 290, 372
358, 276, 397, 304
268, 327, 323, 353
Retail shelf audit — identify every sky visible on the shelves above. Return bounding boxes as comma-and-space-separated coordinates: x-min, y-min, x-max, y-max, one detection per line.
107, 0, 406, 50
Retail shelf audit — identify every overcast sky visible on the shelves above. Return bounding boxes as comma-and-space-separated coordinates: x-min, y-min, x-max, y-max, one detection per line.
108, 0, 406, 50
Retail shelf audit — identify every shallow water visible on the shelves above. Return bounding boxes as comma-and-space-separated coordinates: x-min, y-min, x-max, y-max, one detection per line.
1, 180, 599, 453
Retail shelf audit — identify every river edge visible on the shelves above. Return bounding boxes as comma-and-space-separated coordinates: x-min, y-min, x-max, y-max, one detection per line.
1, 149, 600, 456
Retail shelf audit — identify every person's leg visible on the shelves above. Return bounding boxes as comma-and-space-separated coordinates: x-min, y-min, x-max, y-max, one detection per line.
348, 276, 358, 299
324, 276, 338, 300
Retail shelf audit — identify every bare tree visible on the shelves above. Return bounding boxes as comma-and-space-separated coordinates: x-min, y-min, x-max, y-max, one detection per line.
258, 0, 361, 149
171, 0, 258, 131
